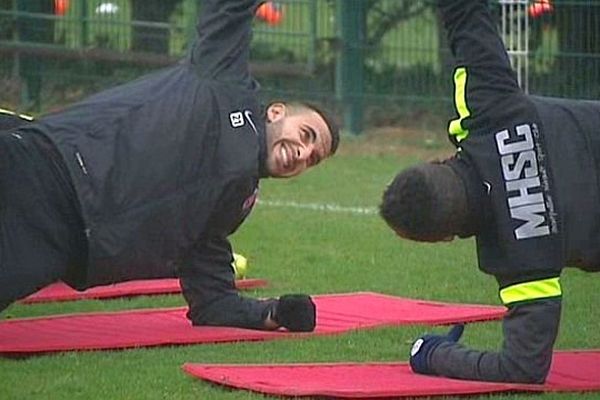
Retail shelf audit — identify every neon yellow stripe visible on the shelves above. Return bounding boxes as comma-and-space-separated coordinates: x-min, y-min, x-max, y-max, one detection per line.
0, 107, 33, 121
448, 67, 470, 142
499, 277, 562, 305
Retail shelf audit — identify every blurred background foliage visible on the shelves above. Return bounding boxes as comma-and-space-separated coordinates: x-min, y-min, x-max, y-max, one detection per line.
0, 0, 599, 133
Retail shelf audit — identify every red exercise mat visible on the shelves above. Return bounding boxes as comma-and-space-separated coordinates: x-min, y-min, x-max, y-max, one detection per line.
22, 279, 268, 304
0, 292, 505, 356
183, 350, 600, 398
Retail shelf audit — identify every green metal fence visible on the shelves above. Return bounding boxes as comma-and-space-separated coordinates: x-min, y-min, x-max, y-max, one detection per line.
1, 0, 599, 133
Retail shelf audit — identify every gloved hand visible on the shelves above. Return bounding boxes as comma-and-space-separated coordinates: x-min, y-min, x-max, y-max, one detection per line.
272, 294, 316, 332
409, 324, 464, 375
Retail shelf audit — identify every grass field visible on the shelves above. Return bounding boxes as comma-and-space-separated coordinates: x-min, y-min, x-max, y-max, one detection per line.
1, 127, 599, 400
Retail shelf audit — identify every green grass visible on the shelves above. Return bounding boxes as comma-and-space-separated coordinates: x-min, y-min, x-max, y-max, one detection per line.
1, 137, 599, 400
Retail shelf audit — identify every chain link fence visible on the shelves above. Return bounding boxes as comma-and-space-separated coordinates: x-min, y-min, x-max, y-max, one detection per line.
0, 0, 599, 131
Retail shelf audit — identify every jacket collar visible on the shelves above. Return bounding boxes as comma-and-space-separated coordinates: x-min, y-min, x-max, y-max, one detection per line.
257, 114, 269, 178
444, 153, 486, 238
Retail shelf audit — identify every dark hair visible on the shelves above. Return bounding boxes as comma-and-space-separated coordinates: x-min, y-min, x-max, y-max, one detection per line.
267, 100, 340, 155
299, 102, 340, 155
379, 162, 470, 242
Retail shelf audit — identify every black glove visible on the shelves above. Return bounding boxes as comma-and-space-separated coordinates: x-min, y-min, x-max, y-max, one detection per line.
272, 294, 316, 332
409, 324, 464, 375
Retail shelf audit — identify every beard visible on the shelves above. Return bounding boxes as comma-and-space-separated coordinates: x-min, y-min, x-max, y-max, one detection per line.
265, 118, 284, 176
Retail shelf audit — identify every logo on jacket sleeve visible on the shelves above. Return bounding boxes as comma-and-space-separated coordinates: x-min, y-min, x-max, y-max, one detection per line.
495, 123, 557, 239
229, 110, 258, 135
230, 111, 245, 128
242, 188, 258, 211
237, 187, 259, 227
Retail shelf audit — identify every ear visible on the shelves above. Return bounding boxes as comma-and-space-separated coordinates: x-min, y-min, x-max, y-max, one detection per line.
266, 102, 286, 123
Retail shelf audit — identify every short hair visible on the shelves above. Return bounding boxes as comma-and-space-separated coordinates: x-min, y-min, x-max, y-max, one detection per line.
268, 101, 340, 155
380, 166, 438, 241
379, 162, 469, 242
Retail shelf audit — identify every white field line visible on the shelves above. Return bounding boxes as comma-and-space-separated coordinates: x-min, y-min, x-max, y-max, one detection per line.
256, 199, 378, 216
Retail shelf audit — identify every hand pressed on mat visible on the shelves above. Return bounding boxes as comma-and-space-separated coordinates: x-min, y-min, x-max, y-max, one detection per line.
410, 324, 464, 375
268, 294, 316, 332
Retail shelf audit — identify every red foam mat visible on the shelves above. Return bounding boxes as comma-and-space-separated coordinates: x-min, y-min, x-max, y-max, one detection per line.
0, 292, 505, 355
22, 279, 268, 304
183, 351, 600, 398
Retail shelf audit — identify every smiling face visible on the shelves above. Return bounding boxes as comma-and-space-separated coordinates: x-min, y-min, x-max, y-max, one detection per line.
264, 102, 333, 178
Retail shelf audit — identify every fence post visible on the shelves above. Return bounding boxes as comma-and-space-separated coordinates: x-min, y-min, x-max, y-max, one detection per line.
307, 0, 318, 73
499, 0, 529, 93
16, 0, 52, 111
335, 0, 365, 135
80, 0, 89, 47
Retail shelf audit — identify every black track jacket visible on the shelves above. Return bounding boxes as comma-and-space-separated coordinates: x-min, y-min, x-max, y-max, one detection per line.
0, 108, 33, 131
21, 0, 275, 329
432, 0, 600, 383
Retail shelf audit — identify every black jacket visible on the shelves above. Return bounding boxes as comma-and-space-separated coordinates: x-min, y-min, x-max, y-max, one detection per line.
20, 0, 275, 329
0, 109, 33, 131
432, 0, 599, 383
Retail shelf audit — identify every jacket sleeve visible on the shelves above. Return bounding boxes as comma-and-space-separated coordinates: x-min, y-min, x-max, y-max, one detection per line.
439, 0, 525, 146
0, 109, 33, 132
439, 0, 520, 97
178, 236, 277, 330
190, 0, 262, 83
428, 298, 561, 383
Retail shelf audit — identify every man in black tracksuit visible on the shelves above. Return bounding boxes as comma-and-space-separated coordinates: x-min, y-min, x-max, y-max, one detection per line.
0, 0, 340, 333
380, 0, 599, 383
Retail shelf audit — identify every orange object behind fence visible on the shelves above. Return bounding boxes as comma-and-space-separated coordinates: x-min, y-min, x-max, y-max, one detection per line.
256, 2, 283, 26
